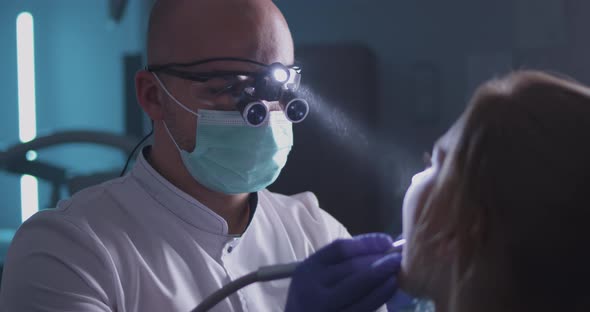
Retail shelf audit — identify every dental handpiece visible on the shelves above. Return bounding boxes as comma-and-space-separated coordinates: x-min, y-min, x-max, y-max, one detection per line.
387, 238, 406, 254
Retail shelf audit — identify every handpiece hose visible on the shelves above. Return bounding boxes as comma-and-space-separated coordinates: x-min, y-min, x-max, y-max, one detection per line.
191, 262, 300, 312
191, 238, 405, 312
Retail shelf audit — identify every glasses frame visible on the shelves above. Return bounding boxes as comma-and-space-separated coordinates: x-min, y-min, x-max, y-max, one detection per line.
146, 57, 302, 83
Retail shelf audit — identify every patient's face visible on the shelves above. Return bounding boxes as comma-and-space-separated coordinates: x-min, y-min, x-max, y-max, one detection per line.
400, 125, 458, 295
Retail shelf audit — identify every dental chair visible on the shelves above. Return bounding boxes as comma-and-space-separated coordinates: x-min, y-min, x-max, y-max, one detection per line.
0, 130, 138, 206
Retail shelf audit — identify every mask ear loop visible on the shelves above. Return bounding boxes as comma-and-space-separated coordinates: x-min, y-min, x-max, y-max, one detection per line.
162, 120, 184, 154
151, 72, 200, 154
152, 72, 217, 116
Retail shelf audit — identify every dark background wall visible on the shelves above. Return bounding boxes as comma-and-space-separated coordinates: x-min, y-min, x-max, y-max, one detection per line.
2, 0, 590, 254
0, 1, 146, 258
275, 0, 590, 234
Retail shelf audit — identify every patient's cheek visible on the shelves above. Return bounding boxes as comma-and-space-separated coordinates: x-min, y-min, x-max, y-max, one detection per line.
402, 169, 436, 246
399, 170, 441, 295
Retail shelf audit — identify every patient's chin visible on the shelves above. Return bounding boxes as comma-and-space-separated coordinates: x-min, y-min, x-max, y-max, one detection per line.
399, 254, 444, 300
398, 263, 425, 298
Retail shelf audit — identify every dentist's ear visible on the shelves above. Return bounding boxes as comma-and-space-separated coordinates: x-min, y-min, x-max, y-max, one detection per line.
136, 70, 165, 121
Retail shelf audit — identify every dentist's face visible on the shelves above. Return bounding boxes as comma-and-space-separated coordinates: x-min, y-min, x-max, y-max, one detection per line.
144, 0, 294, 152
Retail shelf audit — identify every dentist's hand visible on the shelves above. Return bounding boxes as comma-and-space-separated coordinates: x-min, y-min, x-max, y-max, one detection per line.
285, 233, 401, 312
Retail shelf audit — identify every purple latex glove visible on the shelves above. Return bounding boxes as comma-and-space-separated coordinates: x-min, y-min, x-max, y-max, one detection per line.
285, 233, 401, 312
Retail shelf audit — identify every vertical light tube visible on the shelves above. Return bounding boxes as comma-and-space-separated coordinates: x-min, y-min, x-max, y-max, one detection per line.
17, 12, 39, 222
17, 12, 37, 143
20, 175, 39, 222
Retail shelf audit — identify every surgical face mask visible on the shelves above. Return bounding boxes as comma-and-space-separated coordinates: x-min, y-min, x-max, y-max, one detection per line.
154, 73, 293, 194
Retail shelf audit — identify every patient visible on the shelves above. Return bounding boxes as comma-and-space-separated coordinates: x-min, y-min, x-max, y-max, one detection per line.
400, 70, 590, 312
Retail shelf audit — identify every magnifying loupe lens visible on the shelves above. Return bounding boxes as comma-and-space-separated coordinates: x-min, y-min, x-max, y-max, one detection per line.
243, 101, 269, 126
285, 99, 309, 123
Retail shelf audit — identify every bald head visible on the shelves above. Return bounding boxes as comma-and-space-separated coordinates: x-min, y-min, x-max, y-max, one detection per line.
147, 0, 294, 67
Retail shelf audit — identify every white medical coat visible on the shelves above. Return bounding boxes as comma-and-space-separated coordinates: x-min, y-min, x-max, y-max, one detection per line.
0, 149, 356, 312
